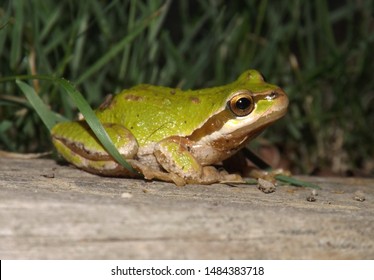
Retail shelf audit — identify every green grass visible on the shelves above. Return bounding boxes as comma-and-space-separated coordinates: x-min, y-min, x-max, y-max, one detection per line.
0, 0, 373, 176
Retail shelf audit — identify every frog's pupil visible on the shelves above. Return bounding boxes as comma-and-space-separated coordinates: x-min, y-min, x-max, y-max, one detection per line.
236, 97, 251, 110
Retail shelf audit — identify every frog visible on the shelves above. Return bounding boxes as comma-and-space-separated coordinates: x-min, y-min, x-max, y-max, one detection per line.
51, 70, 288, 186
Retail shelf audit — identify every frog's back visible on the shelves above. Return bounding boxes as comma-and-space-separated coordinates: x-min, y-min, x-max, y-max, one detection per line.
95, 84, 230, 146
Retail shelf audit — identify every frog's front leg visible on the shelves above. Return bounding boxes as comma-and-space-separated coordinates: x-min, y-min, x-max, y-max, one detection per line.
52, 121, 139, 177
153, 137, 243, 185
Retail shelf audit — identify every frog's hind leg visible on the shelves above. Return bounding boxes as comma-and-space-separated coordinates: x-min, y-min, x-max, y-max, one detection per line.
52, 121, 139, 177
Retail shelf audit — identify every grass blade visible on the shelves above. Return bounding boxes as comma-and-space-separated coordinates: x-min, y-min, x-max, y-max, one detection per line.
55, 78, 138, 175
16, 80, 62, 130
75, 7, 162, 85
275, 174, 321, 189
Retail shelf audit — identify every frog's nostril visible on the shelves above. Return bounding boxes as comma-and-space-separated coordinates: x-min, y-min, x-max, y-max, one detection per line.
265, 91, 279, 101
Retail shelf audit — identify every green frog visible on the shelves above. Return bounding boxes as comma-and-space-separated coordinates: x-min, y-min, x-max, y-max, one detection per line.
51, 70, 288, 185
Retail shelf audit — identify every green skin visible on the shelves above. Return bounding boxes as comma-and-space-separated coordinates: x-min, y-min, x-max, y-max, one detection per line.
51, 70, 289, 186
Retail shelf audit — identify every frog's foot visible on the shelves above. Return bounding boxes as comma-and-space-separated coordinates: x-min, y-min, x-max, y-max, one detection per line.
133, 162, 244, 186
198, 167, 245, 185
130, 160, 186, 186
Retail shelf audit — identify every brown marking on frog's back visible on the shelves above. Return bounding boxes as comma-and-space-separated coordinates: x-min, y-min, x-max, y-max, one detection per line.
124, 94, 144, 102
189, 96, 201, 104
98, 94, 115, 110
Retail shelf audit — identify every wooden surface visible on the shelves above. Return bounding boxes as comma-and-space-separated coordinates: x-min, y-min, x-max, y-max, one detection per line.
0, 158, 373, 259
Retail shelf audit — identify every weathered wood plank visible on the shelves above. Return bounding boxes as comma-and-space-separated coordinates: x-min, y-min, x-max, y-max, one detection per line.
0, 158, 373, 259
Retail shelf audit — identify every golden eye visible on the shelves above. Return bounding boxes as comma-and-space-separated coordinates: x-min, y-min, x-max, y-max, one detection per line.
228, 91, 254, 117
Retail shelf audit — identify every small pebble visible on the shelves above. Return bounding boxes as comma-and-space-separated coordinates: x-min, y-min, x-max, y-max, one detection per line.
354, 191, 365, 202
306, 190, 318, 202
41, 173, 55, 178
306, 195, 316, 202
121, 192, 133, 198
257, 178, 276, 193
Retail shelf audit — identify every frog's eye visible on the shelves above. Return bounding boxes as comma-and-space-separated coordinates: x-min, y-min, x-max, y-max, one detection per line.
228, 91, 255, 117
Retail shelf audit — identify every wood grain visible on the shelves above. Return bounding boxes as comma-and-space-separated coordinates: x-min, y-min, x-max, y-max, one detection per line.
0, 158, 373, 259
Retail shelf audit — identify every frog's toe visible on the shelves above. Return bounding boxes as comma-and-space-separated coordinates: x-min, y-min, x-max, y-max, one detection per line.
131, 161, 186, 186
